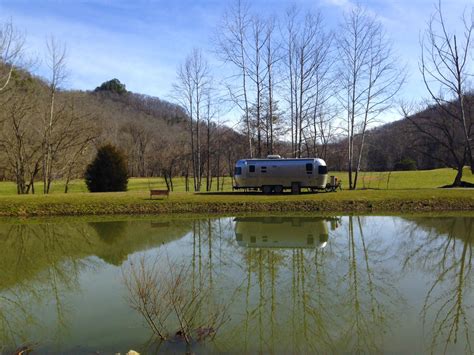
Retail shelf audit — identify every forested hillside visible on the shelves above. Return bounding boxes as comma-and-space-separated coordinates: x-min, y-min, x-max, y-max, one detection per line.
326, 94, 474, 173
0, 72, 252, 193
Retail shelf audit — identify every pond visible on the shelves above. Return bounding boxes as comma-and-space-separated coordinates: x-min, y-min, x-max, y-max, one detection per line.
0, 215, 473, 354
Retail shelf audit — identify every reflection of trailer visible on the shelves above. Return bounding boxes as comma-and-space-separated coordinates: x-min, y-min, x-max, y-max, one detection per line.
234, 217, 330, 249
233, 155, 328, 194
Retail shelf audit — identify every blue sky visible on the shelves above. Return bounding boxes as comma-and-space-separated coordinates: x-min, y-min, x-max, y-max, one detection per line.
0, 0, 471, 122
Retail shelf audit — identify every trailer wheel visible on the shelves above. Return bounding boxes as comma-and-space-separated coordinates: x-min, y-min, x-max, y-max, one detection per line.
262, 185, 273, 194
274, 185, 283, 194
291, 182, 300, 195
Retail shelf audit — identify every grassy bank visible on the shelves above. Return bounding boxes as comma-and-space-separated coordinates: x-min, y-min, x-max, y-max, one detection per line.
0, 189, 473, 217
0, 168, 473, 217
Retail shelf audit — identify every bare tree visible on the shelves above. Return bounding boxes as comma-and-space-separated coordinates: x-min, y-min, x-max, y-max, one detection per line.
0, 73, 42, 194
173, 48, 211, 191
247, 16, 271, 157
122, 254, 230, 346
0, 20, 25, 92
41, 37, 67, 194
204, 90, 218, 191
216, 0, 254, 157
413, 1, 473, 186
59, 100, 98, 193
337, 5, 404, 189
264, 17, 279, 155
121, 120, 152, 177
283, 7, 333, 158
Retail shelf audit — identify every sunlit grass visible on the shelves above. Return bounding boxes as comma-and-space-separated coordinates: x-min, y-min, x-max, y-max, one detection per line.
332, 167, 473, 190
0, 167, 472, 196
0, 168, 472, 216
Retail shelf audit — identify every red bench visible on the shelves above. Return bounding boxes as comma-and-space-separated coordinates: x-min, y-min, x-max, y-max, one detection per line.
150, 189, 169, 199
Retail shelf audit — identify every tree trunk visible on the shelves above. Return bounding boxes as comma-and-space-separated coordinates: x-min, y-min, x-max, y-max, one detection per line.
64, 175, 70, 193
216, 156, 220, 192
164, 172, 170, 191
267, 40, 274, 156
185, 169, 189, 192
206, 122, 210, 191
196, 117, 201, 192
452, 165, 463, 187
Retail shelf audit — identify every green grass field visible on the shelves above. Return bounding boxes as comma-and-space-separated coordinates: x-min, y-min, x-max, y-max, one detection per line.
0, 168, 473, 217
0, 167, 472, 196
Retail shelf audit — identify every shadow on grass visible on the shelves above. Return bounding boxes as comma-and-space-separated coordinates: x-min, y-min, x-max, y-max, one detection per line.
440, 181, 474, 188
194, 190, 329, 196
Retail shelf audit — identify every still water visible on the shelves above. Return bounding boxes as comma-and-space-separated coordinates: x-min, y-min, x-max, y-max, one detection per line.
0, 215, 473, 354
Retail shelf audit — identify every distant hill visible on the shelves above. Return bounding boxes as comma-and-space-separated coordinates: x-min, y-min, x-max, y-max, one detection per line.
63, 80, 247, 179
326, 95, 474, 172
0, 71, 247, 187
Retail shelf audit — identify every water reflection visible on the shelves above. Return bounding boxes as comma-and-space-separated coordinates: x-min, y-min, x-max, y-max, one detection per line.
229, 217, 337, 353
229, 216, 401, 354
401, 217, 474, 354
0, 215, 472, 354
234, 216, 333, 249
155, 216, 400, 354
337, 216, 401, 353
0, 223, 93, 349
0, 218, 193, 351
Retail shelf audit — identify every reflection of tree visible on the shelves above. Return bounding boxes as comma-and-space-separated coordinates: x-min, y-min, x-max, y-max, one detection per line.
190, 216, 399, 354
335, 216, 399, 353
2, 216, 436, 352
0, 290, 33, 348
0, 217, 195, 351
218, 217, 341, 353
401, 217, 473, 354
90, 221, 127, 244
0, 223, 91, 349
90, 221, 128, 265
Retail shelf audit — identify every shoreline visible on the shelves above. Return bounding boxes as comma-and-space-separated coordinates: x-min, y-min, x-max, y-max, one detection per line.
0, 189, 473, 217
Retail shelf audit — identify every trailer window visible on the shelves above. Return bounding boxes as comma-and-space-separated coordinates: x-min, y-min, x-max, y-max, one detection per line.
318, 165, 328, 175
261, 166, 267, 173
234, 167, 242, 175
249, 165, 255, 173
306, 163, 313, 173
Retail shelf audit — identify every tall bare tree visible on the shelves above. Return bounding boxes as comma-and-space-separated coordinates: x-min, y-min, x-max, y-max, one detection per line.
174, 48, 211, 191
283, 7, 333, 158
337, 5, 404, 189
247, 16, 272, 157
414, 1, 473, 186
216, 0, 253, 157
42, 37, 67, 193
264, 17, 279, 155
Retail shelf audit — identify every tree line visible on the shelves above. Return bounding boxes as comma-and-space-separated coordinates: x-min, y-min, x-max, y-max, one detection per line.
0, 0, 472, 192
174, 0, 472, 188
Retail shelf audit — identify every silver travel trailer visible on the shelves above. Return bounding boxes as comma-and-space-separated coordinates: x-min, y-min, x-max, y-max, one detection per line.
233, 155, 328, 193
